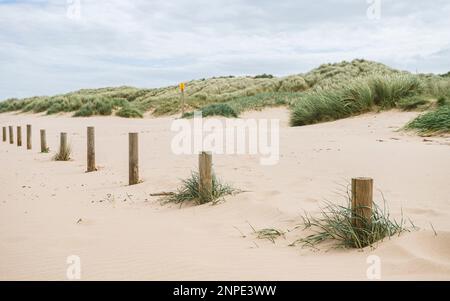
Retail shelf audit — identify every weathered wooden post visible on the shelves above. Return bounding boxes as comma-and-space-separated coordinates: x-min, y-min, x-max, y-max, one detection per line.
2, 127, 6, 142
40, 129, 47, 153
199, 151, 213, 202
26, 124, 32, 150
351, 177, 373, 228
60, 132, 67, 152
53, 132, 70, 161
17, 126, 22, 147
9, 126, 13, 144
87, 126, 96, 172
129, 133, 139, 185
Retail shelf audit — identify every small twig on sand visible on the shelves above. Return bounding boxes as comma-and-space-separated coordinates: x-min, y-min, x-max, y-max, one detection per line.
233, 226, 247, 238
150, 192, 175, 197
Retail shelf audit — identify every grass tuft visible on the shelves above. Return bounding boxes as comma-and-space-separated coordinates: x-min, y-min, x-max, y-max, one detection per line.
183, 103, 238, 118
163, 172, 237, 205
53, 144, 71, 161
291, 199, 412, 249
397, 96, 430, 111
73, 99, 113, 117
253, 74, 274, 79
116, 105, 144, 118
437, 96, 448, 106
405, 104, 450, 135
41, 147, 50, 153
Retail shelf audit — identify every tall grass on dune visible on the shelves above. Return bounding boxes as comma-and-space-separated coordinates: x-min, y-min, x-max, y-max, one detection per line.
422, 76, 450, 99
397, 96, 431, 111
183, 92, 300, 118
115, 103, 144, 118
0, 59, 403, 117
163, 172, 237, 205
405, 102, 450, 135
292, 199, 412, 249
290, 74, 423, 126
182, 103, 238, 118
1, 60, 447, 122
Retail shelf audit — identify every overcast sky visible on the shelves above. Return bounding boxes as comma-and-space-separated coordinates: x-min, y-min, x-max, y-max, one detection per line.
0, 0, 449, 100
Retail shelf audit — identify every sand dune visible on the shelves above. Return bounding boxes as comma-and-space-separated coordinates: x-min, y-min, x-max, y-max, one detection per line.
0, 108, 449, 280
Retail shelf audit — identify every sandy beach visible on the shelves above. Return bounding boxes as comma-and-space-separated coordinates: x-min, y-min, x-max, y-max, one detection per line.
1, 108, 449, 280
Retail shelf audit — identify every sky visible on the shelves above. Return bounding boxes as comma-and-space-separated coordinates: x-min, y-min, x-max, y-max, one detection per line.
0, 0, 449, 100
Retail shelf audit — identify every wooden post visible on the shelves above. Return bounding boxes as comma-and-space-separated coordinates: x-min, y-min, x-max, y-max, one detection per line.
17, 126, 22, 147
351, 177, 373, 228
87, 126, 96, 172
40, 129, 47, 153
9, 126, 13, 144
60, 132, 67, 153
26, 124, 32, 150
128, 133, 139, 185
2, 127, 6, 142
199, 151, 213, 202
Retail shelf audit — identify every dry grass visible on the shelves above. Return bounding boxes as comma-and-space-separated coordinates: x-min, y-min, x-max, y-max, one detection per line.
53, 144, 71, 161
254, 228, 285, 243
291, 197, 414, 249
0, 59, 404, 118
162, 172, 237, 206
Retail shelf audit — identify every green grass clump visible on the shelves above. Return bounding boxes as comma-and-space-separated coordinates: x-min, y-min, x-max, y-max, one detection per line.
116, 105, 144, 118
437, 96, 448, 106
0, 99, 17, 112
293, 200, 411, 249
290, 74, 422, 126
183, 103, 238, 118
164, 172, 237, 205
405, 104, 450, 135
46, 102, 65, 115
201, 103, 238, 117
53, 144, 71, 161
95, 99, 113, 115
46, 96, 83, 114
397, 96, 430, 111
254, 74, 274, 79
26, 98, 52, 113
183, 92, 298, 118
41, 147, 50, 153
73, 103, 95, 117
73, 99, 113, 117
227, 92, 297, 112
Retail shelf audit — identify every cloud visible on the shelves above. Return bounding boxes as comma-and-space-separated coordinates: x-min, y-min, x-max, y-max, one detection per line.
0, 0, 449, 99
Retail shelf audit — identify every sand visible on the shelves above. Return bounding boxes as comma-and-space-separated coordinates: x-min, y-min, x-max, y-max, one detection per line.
0, 108, 449, 280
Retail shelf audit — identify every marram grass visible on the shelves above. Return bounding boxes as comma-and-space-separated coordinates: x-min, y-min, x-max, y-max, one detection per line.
0, 59, 405, 118
53, 144, 71, 161
290, 74, 423, 126
1, 59, 448, 126
116, 105, 144, 118
397, 96, 430, 111
163, 172, 237, 205
405, 103, 450, 135
292, 199, 413, 249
